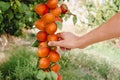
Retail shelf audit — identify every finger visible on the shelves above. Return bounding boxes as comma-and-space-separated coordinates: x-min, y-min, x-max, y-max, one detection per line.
48, 41, 63, 47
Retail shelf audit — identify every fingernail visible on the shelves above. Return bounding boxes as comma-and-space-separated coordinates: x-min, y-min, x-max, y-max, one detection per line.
48, 42, 51, 46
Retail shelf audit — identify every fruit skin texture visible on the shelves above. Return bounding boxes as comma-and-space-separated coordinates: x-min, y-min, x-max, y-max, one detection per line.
50, 64, 60, 73
57, 74, 62, 80
45, 23, 57, 34
38, 41, 48, 48
37, 47, 50, 57
55, 17, 63, 22
50, 7, 61, 17
42, 13, 55, 24
35, 19, 46, 30
60, 4, 68, 14
36, 31, 47, 41
49, 51, 60, 62
39, 58, 50, 69
35, 4, 49, 16
47, 34, 58, 41
47, 0, 58, 9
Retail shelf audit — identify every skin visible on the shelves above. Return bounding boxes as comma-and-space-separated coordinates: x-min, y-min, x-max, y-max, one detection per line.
48, 13, 120, 49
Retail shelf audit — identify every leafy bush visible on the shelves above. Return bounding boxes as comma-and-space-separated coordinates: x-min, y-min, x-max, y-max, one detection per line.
84, 0, 120, 27
0, 47, 38, 80
0, 0, 65, 36
0, 0, 36, 36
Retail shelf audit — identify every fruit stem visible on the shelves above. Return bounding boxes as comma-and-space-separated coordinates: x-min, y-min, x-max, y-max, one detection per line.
66, 11, 76, 16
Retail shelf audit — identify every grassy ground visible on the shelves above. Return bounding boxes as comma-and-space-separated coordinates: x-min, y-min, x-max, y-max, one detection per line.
0, 46, 38, 80
0, 42, 120, 80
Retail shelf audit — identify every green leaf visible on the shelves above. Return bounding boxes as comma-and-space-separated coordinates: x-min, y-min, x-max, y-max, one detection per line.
8, 10, 14, 20
19, 3, 29, 13
73, 15, 77, 25
15, 13, 23, 19
32, 40, 39, 47
60, 13, 65, 18
64, 14, 70, 21
0, 10, 2, 14
16, 0, 21, 7
0, 1, 10, 12
50, 71, 57, 80
0, 14, 3, 24
36, 70, 46, 80
46, 72, 52, 80
55, 21, 62, 30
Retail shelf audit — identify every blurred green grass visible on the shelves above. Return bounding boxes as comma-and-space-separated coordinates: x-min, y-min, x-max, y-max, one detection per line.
0, 44, 120, 80
0, 46, 38, 80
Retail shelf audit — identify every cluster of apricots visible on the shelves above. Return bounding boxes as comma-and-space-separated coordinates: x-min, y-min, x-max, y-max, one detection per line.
34, 0, 68, 80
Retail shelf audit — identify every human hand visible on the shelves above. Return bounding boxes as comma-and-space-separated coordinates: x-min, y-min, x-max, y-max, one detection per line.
48, 32, 80, 49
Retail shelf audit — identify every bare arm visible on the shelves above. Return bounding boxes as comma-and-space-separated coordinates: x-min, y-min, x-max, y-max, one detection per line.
48, 13, 120, 49
77, 13, 120, 48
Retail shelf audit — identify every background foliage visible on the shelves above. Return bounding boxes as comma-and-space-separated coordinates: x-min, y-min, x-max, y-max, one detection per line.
84, 0, 120, 27
0, 0, 120, 36
0, 0, 65, 36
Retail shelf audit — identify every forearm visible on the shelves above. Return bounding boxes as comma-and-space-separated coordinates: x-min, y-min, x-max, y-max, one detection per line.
77, 13, 120, 48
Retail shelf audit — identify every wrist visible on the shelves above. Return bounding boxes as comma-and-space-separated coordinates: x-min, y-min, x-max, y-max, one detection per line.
75, 36, 90, 49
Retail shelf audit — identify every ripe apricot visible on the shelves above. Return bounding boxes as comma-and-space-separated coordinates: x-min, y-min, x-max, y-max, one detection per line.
50, 7, 61, 17
57, 74, 62, 80
47, 34, 58, 41
39, 58, 50, 69
42, 13, 55, 24
36, 31, 47, 41
37, 47, 50, 57
50, 64, 60, 73
35, 19, 46, 30
47, 0, 58, 9
55, 17, 63, 22
38, 41, 48, 48
49, 51, 60, 62
60, 4, 68, 14
35, 3, 49, 16
45, 23, 57, 34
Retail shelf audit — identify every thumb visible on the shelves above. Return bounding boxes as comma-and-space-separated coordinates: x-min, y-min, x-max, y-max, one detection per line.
48, 41, 63, 47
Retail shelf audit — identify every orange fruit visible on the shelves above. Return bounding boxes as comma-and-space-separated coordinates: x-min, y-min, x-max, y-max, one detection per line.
35, 3, 49, 16
36, 31, 47, 41
38, 41, 48, 48
47, 34, 58, 41
55, 17, 63, 22
50, 64, 60, 73
60, 4, 68, 14
35, 19, 46, 30
45, 23, 57, 34
50, 7, 61, 17
47, 0, 58, 9
39, 58, 50, 69
57, 74, 62, 80
37, 47, 50, 57
42, 13, 55, 24
49, 51, 60, 62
